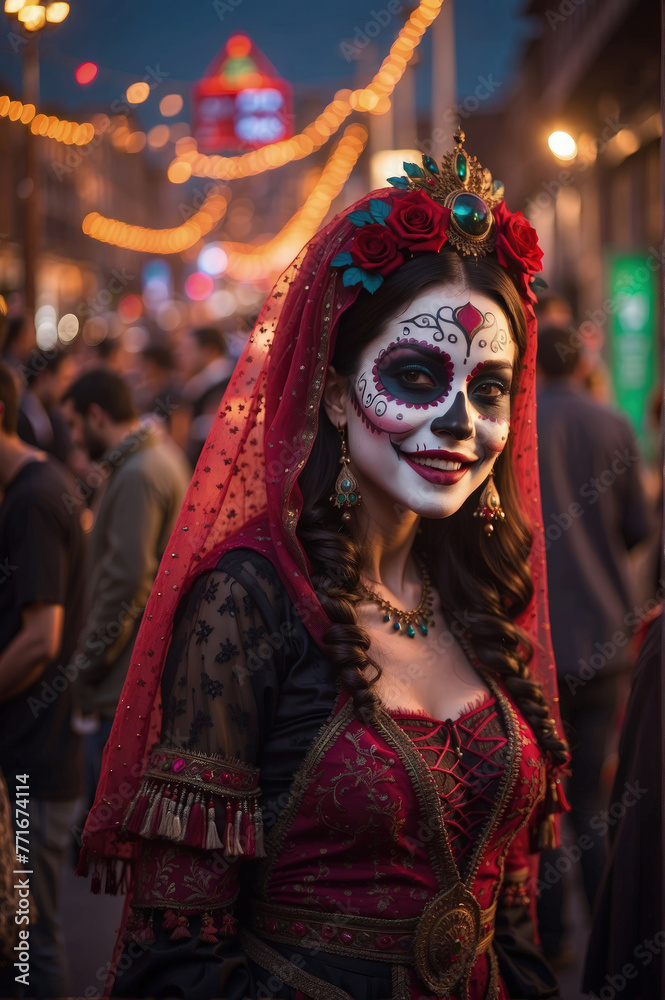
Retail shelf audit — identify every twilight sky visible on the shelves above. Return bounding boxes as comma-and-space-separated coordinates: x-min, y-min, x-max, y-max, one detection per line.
0, 0, 537, 126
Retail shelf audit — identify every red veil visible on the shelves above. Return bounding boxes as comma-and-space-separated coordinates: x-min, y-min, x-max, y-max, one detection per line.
80, 176, 563, 889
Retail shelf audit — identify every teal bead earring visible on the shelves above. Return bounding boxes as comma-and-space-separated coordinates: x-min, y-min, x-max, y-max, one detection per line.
330, 426, 362, 522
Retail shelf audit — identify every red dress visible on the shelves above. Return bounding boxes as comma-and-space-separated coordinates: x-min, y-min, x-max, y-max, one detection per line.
111, 552, 558, 1000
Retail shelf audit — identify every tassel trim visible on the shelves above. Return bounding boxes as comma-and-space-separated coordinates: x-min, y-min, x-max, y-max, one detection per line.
123, 775, 265, 857
536, 775, 571, 851
124, 906, 238, 945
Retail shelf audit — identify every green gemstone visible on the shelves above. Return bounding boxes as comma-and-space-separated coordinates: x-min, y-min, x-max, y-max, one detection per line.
383, 613, 391, 622
393, 621, 401, 631
337, 494, 346, 504
419, 623, 428, 635
451, 193, 490, 237
348, 493, 356, 503
455, 151, 467, 182
406, 625, 416, 637
341, 478, 352, 490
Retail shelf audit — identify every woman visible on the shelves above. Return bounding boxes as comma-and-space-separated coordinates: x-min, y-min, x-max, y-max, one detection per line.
80, 130, 569, 1000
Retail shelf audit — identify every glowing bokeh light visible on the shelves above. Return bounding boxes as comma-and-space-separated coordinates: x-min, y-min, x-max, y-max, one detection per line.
125, 131, 146, 153
208, 289, 236, 319
126, 82, 150, 105
159, 94, 183, 117
185, 272, 214, 301
57, 313, 79, 342
125, 326, 150, 353
547, 131, 577, 161
197, 243, 228, 276
46, 2, 70, 23
147, 124, 170, 149
117, 294, 143, 324
76, 62, 98, 85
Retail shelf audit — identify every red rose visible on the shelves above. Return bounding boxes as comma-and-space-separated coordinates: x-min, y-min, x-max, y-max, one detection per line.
386, 190, 451, 252
493, 201, 543, 274
350, 223, 403, 274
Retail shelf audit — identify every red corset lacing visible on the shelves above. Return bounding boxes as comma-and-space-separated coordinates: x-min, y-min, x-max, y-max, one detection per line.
388, 694, 509, 876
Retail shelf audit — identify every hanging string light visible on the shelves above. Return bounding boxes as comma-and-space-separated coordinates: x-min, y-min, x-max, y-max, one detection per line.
81, 123, 366, 267
222, 124, 367, 281
167, 0, 442, 184
81, 187, 229, 254
0, 95, 95, 144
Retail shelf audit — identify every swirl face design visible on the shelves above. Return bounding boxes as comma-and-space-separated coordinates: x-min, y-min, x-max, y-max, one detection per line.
342, 284, 514, 521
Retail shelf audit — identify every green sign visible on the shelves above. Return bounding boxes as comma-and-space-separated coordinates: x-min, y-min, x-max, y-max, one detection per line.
608, 253, 659, 437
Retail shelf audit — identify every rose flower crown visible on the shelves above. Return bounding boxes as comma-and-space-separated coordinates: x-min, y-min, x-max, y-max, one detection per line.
332, 127, 546, 298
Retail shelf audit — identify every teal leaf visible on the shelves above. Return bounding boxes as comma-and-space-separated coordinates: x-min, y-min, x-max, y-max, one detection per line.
403, 161, 424, 178
347, 210, 374, 227
530, 276, 548, 291
387, 176, 409, 189
342, 267, 364, 287
360, 270, 383, 294
331, 251, 353, 267
369, 199, 391, 225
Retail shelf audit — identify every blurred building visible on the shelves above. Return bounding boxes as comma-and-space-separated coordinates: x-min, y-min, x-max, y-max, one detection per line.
0, 90, 174, 327
461, 0, 661, 436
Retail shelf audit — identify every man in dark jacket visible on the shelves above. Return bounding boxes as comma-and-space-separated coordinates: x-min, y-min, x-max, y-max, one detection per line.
61, 369, 190, 799
0, 361, 86, 997
535, 324, 651, 962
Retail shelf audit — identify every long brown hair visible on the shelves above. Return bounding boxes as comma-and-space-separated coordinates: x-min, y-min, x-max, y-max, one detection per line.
297, 249, 568, 767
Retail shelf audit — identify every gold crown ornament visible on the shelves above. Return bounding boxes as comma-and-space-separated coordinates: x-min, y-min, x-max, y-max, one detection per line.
388, 127, 506, 258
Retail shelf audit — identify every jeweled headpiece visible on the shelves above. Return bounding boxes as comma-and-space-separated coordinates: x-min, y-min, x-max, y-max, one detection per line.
331, 127, 543, 295
388, 126, 505, 257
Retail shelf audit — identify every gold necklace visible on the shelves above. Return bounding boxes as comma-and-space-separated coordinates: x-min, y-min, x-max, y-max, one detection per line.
359, 557, 435, 638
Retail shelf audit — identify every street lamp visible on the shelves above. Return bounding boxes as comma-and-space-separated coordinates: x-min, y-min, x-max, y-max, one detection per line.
547, 130, 577, 162
3, 0, 70, 317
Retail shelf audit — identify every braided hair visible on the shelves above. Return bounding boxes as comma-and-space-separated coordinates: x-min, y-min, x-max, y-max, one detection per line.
296, 249, 568, 768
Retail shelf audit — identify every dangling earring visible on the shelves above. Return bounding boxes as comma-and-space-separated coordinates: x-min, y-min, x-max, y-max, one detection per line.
330, 426, 362, 522
474, 473, 505, 535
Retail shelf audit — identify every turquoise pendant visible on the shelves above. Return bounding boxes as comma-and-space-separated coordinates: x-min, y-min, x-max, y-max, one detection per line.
406, 625, 416, 638
451, 193, 490, 237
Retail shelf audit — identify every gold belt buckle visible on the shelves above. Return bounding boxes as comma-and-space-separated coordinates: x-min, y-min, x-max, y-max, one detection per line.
413, 883, 481, 995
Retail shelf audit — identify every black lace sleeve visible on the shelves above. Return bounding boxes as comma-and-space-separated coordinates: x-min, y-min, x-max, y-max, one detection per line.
112, 550, 293, 1000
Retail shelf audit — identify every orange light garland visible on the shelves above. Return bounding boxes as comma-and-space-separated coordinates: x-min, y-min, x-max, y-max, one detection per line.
222, 124, 367, 282
81, 123, 366, 269
0, 95, 95, 145
168, 0, 442, 183
82, 188, 229, 254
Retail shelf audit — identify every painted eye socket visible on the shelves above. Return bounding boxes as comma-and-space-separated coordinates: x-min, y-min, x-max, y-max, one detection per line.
400, 366, 436, 389
476, 381, 503, 397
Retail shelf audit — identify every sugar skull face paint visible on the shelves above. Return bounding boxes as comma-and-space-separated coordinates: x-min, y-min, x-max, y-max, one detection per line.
341, 284, 516, 520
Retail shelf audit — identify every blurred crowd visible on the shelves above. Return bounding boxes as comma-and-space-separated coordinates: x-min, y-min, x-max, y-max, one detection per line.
0, 313, 246, 997
0, 298, 661, 998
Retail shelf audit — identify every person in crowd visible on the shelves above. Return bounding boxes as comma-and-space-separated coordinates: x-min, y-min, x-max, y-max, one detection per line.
80, 134, 569, 999
175, 325, 234, 464
136, 344, 184, 435
16, 348, 77, 468
535, 323, 651, 964
583, 604, 662, 999
0, 361, 86, 998
1, 314, 35, 373
61, 369, 190, 801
